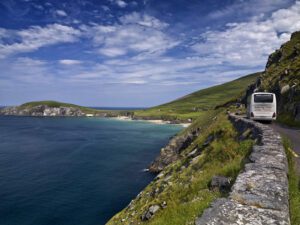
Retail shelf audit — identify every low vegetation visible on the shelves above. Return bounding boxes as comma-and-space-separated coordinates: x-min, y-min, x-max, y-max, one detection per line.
277, 113, 300, 128
283, 138, 300, 225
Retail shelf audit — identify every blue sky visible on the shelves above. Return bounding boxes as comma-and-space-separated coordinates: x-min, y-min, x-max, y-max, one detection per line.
0, 0, 299, 107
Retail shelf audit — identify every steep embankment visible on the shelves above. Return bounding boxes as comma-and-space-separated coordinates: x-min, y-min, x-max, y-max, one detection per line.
107, 112, 254, 225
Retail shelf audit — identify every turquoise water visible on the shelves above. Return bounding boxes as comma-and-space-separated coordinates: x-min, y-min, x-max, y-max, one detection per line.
0, 116, 182, 225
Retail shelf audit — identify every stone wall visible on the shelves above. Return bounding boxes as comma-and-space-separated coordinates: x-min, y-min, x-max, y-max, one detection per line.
196, 114, 290, 225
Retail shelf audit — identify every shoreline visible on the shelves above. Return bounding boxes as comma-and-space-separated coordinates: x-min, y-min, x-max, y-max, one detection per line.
0, 114, 191, 128
113, 116, 191, 128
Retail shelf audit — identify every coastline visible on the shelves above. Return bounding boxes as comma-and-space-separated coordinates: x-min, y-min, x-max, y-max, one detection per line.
113, 116, 191, 128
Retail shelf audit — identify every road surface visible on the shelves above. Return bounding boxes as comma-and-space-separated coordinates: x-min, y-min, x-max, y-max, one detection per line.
270, 123, 300, 174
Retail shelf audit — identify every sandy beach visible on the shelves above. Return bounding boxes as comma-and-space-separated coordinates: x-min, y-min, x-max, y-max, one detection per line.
114, 116, 191, 127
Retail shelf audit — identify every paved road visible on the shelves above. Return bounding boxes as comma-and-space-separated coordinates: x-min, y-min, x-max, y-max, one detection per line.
270, 123, 300, 174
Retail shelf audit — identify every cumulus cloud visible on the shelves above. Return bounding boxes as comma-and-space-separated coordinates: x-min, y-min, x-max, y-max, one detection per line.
0, 24, 81, 58
87, 12, 178, 58
192, 1, 300, 67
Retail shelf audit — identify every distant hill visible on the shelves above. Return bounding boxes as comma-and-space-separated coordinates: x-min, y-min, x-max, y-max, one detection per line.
19, 100, 99, 114
0, 100, 123, 117
134, 72, 260, 121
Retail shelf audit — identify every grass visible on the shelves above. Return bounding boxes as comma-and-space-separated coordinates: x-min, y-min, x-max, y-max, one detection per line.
277, 113, 300, 128
134, 73, 260, 121
106, 112, 253, 225
283, 138, 300, 225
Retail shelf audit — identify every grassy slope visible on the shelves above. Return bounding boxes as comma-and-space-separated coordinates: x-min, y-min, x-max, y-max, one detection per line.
283, 138, 300, 225
107, 112, 253, 225
134, 73, 260, 121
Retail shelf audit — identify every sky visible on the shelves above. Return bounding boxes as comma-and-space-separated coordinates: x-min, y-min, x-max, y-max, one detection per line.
0, 0, 300, 107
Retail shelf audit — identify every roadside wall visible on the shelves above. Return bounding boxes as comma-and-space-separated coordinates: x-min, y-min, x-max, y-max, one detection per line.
196, 114, 290, 225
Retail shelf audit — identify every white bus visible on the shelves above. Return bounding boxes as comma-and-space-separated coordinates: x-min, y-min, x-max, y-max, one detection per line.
247, 92, 277, 121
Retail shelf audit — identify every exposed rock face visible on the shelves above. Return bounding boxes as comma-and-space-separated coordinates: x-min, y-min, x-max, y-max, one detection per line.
195, 114, 290, 225
209, 175, 231, 193
148, 128, 200, 173
0, 105, 85, 116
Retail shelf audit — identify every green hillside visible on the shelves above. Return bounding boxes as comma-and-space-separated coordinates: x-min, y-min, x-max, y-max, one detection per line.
134, 73, 260, 121
19, 100, 101, 114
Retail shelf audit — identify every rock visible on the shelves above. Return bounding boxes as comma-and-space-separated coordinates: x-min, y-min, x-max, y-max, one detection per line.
141, 205, 160, 221
209, 175, 231, 193
161, 201, 167, 208
280, 84, 290, 94
203, 134, 214, 147
149, 128, 200, 173
266, 49, 282, 68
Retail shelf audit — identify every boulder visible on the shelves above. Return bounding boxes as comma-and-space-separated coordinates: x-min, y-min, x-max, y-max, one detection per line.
209, 175, 231, 193
141, 205, 160, 221
280, 84, 290, 95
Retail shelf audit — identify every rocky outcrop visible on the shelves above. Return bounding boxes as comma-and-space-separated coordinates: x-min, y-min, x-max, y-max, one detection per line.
0, 105, 85, 116
195, 114, 290, 225
148, 128, 200, 173
141, 205, 160, 221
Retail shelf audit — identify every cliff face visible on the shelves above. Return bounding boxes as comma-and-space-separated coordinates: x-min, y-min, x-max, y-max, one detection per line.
0, 105, 86, 116
243, 31, 300, 124
148, 127, 201, 173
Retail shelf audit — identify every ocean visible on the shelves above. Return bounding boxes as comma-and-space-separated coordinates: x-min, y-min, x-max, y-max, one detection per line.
0, 116, 182, 225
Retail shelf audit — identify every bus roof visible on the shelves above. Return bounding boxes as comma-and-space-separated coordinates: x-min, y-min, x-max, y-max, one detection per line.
252, 92, 275, 95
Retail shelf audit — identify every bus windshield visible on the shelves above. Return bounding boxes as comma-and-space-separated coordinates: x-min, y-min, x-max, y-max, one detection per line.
254, 94, 273, 103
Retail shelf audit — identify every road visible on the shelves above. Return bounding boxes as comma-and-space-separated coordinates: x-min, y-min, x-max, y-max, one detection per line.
270, 123, 300, 174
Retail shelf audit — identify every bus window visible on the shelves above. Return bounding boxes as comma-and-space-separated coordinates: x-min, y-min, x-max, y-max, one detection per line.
254, 94, 273, 103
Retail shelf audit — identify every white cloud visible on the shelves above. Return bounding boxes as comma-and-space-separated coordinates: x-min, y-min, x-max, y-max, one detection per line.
0, 24, 81, 58
59, 59, 82, 65
207, 0, 293, 20
120, 12, 168, 29
55, 10, 67, 17
98, 47, 127, 57
192, 1, 300, 67
88, 12, 178, 58
116, 0, 127, 8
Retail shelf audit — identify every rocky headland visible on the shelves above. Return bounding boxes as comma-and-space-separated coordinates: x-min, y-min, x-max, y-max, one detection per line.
0, 105, 86, 117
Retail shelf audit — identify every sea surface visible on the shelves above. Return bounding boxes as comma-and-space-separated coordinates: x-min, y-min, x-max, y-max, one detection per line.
0, 116, 182, 225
